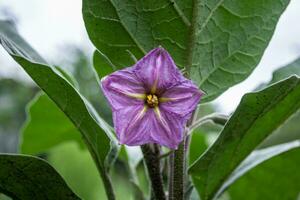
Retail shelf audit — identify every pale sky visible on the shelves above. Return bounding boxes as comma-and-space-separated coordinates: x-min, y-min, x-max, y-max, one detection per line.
1, 0, 300, 114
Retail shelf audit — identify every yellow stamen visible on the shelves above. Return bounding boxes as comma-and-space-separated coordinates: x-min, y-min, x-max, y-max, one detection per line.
146, 94, 159, 107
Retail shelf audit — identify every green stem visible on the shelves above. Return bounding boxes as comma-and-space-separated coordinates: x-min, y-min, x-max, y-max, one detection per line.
168, 153, 174, 200
141, 144, 166, 200
171, 141, 185, 200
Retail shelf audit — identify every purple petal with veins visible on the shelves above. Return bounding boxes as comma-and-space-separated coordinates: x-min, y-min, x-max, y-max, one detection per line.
101, 47, 204, 149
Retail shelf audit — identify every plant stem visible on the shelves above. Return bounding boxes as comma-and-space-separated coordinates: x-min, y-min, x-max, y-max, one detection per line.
168, 153, 174, 200
171, 140, 185, 200
141, 144, 166, 200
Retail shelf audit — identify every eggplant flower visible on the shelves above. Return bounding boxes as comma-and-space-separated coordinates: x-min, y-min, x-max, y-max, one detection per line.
101, 47, 203, 149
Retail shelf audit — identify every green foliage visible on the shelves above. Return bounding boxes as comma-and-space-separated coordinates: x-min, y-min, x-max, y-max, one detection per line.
270, 57, 300, 84
0, 154, 80, 200
49, 142, 135, 200
0, 19, 116, 170
93, 50, 115, 79
21, 93, 83, 154
224, 142, 300, 200
0, 19, 119, 199
258, 58, 300, 147
189, 76, 300, 200
83, 0, 290, 102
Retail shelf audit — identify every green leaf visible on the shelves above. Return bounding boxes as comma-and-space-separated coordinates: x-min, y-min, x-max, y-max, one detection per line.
270, 57, 300, 84
189, 76, 300, 200
93, 50, 115, 79
0, 154, 80, 200
260, 110, 300, 148
21, 93, 84, 154
223, 141, 300, 200
49, 142, 107, 200
82, 0, 289, 102
189, 130, 208, 165
218, 141, 300, 198
49, 142, 135, 200
0, 20, 117, 179
258, 58, 300, 148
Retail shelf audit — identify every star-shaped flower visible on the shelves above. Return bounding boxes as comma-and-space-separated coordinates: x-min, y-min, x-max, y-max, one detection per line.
101, 47, 203, 149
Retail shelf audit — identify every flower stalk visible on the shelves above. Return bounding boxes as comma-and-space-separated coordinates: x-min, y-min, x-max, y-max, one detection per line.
170, 140, 185, 200
141, 144, 166, 200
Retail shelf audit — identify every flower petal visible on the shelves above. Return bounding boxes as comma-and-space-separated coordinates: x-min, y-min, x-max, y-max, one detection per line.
113, 105, 151, 145
113, 106, 184, 149
101, 68, 146, 110
159, 80, 203, 119
151, 107, 185, 149
133, 47, 184, 94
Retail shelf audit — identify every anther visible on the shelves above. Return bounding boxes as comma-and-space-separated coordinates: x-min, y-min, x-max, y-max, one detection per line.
146, 94, 159, 107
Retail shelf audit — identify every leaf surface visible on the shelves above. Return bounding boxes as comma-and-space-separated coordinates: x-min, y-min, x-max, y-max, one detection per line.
0, 154, 80, 200
189, 76, 300, 200
83, 0, 290, 102
0, 20, 116, 174
224, 142, 300, 200
21, 93, 84, 154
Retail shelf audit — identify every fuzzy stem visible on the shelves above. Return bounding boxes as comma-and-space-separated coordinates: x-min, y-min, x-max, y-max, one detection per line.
141, 144, 166, 200
171, 141, 185, 200
168, 153, 174, 200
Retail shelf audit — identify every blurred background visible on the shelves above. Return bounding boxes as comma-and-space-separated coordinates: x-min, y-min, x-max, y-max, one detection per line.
0, 0, 300, 199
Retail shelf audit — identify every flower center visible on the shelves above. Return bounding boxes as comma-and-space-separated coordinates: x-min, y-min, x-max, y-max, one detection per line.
146, 94, 159, 108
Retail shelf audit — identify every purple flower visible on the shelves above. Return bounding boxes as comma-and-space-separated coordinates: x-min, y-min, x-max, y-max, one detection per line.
101, 47, 203, 149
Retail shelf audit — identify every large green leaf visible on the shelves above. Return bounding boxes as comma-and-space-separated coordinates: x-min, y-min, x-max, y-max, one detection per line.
223, 141, 300, 200
218, 141, 300, 198
260, 109, 300, 148
0, 20, 116, 180
83, 0, 289, 102
0, 154, 80, 200
21, 93, 84, 154
258, 58, 300, 147
189, 76, 300, 200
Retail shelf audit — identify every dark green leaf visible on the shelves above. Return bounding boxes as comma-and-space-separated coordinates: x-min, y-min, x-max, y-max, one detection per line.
260, 110, 300, 148
218, 141, 300, 198
0, 20, 117, 175
93, 50, 115, 79
189, 76, 300, 200
0, 154, 80, 200
223, 141, 300, 200
82, 0, 290, 102
258, 58, 300, 147
21, 93, 84, 154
